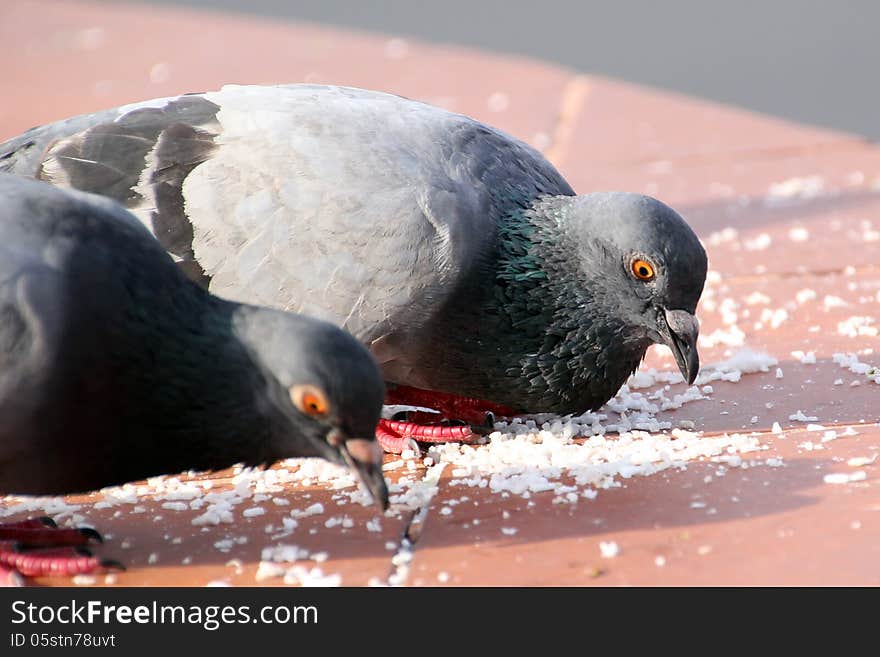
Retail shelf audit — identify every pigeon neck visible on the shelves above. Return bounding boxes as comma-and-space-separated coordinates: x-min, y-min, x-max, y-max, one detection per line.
124, 292, 283, 471
491, 196, 649, 412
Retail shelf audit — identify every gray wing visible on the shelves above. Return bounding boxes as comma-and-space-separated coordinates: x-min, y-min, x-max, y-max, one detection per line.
0, 85, 573, 350
1, 96, 220, 285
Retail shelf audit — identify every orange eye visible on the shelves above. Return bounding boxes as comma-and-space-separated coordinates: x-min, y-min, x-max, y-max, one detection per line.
289, 385, 329, 416
631, 259, 655, 281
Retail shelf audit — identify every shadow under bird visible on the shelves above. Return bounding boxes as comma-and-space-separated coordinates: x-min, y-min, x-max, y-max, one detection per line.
0, 175, 387, 585
0, 84, 708, 452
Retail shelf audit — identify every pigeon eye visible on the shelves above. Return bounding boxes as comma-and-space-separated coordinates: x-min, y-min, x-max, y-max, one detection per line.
631, 259, 655, 281
289, 385, 330, 416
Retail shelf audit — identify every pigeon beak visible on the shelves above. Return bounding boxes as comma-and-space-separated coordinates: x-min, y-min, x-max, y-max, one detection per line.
658, 308, 700, 385
329, 430, 389, 511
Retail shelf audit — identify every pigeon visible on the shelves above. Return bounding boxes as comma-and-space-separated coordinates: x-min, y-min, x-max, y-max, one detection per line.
0, 174, 387, 585
0, 84, 708, 452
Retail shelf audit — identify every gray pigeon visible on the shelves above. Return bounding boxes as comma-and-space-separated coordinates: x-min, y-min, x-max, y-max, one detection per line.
0, 174, 387, 583
0, 84, 707, 449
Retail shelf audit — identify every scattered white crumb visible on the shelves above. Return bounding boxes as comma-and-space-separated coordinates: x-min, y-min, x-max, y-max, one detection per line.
599, 541, 620, 558
761, 307, 789, 329
795, 288, 817, 304
847, 455, 877, 467
283, 567, 341, 587
833, 353, 880, 383
788, 227, 810, 242
291, 503, 325, 519
824, 471, 867, 485
744, 233, 772, 251
838, 316, 878, 338
214, 538, 235, 552
789, 410, 819, 422
766, 176, 825, 203
791, 350, 816, 364
824, 295, 848, 309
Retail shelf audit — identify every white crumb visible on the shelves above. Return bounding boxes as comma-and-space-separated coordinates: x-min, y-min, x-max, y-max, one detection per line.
824, 471, 867, 485
599, 541, 620, 558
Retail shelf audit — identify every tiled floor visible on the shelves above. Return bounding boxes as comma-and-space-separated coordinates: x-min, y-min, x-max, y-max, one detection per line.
2, 0, 878, 586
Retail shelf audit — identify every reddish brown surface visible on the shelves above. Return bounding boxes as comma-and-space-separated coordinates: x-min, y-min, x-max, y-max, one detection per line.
1, 0, 878, 586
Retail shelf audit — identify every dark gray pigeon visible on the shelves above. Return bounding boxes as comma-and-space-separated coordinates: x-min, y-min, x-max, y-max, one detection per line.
0, 174, 387, 583
0, 84, 707, 449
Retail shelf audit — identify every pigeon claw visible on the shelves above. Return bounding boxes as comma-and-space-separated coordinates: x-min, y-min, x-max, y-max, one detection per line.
0, 519, 121, 584
376, 418, 484, 453
78, 527, 104, 544
377, 387, 510, 452
100, 558, 126, 572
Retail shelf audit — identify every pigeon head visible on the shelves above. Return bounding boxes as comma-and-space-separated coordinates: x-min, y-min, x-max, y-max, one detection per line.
557, 192, 707, 385
232, 308, 388, 509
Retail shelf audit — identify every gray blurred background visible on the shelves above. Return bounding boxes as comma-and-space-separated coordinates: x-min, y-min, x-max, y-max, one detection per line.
139, 0, 877, 140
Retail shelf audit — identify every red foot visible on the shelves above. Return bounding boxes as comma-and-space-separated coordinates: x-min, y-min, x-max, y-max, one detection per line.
376, 418, 482, 453
378, 387, 516, 453
0, 518, 121, 585
376, 420, 419, 454
386, 386, 514, 424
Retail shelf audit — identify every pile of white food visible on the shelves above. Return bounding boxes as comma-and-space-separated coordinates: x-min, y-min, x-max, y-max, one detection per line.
430, 427, 765, 504
414, 348, 780, 505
